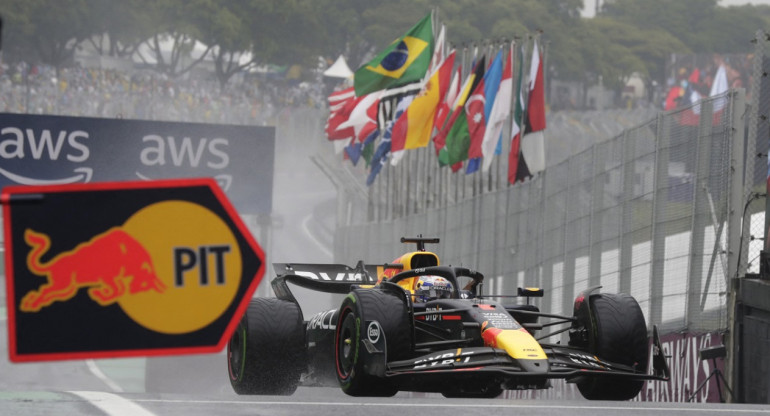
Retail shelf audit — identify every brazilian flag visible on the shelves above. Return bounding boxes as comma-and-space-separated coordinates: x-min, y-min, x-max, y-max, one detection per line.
354, 13, 433, 96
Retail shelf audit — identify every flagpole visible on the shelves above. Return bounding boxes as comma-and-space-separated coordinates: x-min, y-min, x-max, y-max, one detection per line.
417, 146, 423, 213
423, 145, 430, 212
373, 161, 379, 221
505, 39, 517, 190
533, 32, 544, 182
478, 40, 494, 197
514, 36, 531, 186
413, 141, 418, 214
398, 148, 404, 217
462, 44, 476, 202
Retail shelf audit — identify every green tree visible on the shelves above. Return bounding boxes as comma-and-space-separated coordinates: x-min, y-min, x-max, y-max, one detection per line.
193, 0, 255, 89
87, 0, 155, 58
133, 0, 214, 78
2, 0, 769, 100
3, 0, 98, 71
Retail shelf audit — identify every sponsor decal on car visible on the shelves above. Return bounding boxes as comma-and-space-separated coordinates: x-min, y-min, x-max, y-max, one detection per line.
367, 321, 381, 344
295, 271, 368, 282
308, 310, 337, 330
413, 349, 475, 369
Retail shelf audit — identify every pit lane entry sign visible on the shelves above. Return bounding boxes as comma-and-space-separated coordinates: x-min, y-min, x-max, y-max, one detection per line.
1, 178, 264, 362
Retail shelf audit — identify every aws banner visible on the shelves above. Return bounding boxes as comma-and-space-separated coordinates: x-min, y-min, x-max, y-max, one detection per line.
0, 113, 274, 214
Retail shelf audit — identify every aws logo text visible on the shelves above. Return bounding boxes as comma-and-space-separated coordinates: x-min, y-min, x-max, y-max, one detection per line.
0, 127, 89, 161
140, 135, 229, 169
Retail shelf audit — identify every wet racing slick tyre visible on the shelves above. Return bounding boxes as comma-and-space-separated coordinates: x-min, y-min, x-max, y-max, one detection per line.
335, 289, 411, 397
227, 298, 305, 395
577, 293, 649, 401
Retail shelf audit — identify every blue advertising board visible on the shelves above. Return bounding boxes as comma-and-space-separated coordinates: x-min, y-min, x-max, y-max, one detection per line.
0, 113, 274, 214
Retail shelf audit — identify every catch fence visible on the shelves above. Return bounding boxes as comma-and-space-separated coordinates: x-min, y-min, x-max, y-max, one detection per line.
334, 90, 747, 337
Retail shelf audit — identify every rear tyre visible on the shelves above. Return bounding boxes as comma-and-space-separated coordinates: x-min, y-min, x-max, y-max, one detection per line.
335, 289, 411, 397
227, 298, 305, 395
577, 293, 649, 401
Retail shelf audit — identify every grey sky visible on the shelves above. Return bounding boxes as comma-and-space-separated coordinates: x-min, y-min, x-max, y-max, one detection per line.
582, 0, 770, 18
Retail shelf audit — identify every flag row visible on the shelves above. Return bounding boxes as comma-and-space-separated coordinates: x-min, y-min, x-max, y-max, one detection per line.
324, 12, 547, 186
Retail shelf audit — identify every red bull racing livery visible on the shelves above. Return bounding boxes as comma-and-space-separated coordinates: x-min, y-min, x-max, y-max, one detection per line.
227, 236, 670, 400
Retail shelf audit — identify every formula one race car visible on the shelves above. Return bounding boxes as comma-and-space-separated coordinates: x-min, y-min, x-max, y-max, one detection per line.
226, 237, 670, 400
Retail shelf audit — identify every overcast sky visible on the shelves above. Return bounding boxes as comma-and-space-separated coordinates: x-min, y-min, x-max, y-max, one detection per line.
582, 0, 770, 17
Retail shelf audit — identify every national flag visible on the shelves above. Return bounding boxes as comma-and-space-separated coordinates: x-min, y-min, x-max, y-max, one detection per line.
333, 137, 353, 154
367, 135, 391, 186
517, 39, 546, 180
354, 13, 434, 96
434, 65, 471, 156
376, 82, 424, 128
391, 50, 456, 165
508, 45, 525, 185
327, 86, 355, 111
482, 45, 513, 172
337, 91, 383, 142
345, 141, 363, 165
325, 87, 357, 140
438, 56, 486, 169
467, 50, 504, 174
326, 98, 362, 141
432, 63, 462, 153
386, 94, 415, 165
367, 96, 412, 185
430, 24, 446, 73
361, 129, 379, 166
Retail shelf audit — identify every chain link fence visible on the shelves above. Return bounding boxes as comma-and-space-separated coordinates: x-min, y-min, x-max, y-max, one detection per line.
335, 91, 744, 335
744, 31, 770, 278
733, 29, 770, 404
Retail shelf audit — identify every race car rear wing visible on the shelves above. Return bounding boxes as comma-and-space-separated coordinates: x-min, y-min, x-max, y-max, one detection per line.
271, 261, 383, 302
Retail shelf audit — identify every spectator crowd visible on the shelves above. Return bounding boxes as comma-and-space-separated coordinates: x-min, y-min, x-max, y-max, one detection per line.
0, 61, 327, 126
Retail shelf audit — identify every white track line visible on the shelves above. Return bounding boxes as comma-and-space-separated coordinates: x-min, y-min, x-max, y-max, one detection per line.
134, 399, 770, 413
70, 391, 156, 416
302, 214, 333, 258
85, 360, 124, 393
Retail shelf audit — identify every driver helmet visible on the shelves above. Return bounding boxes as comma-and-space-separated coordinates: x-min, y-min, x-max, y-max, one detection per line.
414, 275, 453, 302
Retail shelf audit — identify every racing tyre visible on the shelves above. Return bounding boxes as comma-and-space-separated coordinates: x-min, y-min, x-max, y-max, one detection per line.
335, 289, 411, 397
227, 298, 305, 395
577, 293, 649, 401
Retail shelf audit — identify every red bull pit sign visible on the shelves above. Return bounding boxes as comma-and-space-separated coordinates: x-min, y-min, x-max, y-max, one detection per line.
1, 178, 264, 362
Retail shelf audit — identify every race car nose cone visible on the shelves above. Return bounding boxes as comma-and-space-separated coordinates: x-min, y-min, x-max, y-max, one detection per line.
518, 358, 549, 374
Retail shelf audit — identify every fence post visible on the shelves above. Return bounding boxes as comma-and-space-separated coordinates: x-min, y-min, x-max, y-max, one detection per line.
589, 142, 603, 289
620, 129, 634, 295
650, 111, 670, 327
727, 87, 747, 403
685, 99, 713, 330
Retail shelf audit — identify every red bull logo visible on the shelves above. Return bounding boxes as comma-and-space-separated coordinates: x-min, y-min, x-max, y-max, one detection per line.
21, 227, 166, 312
16, 200, 243, 335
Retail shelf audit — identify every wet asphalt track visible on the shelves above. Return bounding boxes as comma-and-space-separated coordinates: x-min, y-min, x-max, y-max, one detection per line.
1, 312, 767, 416
3, 387, 770, 416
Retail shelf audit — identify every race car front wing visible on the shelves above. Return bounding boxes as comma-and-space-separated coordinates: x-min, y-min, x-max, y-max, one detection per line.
383, 325, 670, 390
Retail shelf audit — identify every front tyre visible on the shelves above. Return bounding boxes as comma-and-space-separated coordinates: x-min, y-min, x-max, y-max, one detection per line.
228, 298, 305, 395
577, 293, 649, 401
335, 289, 411, 396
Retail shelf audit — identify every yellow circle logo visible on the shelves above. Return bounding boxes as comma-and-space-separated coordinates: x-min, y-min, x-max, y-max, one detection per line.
118, 200, 242, 334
